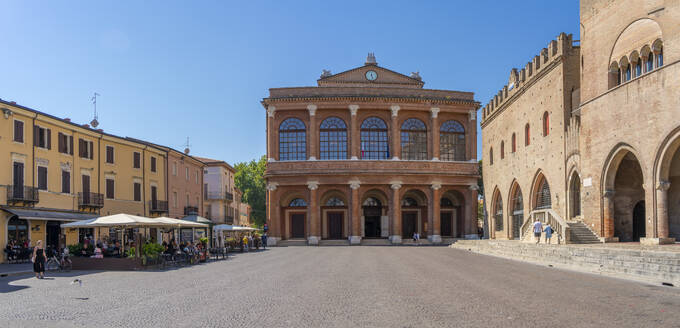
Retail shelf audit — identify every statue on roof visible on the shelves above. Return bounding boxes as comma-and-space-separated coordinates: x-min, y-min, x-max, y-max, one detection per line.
410, 72, 421, 80
320, 69, 332, 78
365, 53, 377, 65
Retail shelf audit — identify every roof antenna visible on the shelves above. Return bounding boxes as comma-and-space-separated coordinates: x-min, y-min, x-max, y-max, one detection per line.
90, 92, 100, 128
183, 137, 191, 155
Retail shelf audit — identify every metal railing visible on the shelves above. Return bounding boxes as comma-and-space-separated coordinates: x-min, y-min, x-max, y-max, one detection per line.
78, 192, 104, 208
149, 200, 169, 213
205, 191, 234, 201
520, 208, 569, 244
7, 185, 39, 204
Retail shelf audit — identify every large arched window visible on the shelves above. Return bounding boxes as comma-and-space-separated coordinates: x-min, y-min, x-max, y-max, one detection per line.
279, 118, 306, 161
400, 118, 427, 160
289, 198, 308, 207
525, 123, 530, 146
440, 120, 465, 161
319, 117, 347, 160
494, 194, 503, 231
535, 178, 552, 209
542, 112, 550, 137
361, 117, 389, 160
511, 133, 516, 153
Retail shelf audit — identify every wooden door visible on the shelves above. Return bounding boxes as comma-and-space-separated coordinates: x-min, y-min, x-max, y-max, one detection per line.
441, 212, 452, 237
291, 213, 305, 239
328, 212, 343, 239
402, 212, 417, 238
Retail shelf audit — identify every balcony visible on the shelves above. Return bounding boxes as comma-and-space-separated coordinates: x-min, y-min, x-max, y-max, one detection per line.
149, 200, 169, 214
78, 192, 104, 208
6, 185, 39, 206
226, 216, 234, 225
205, 191, 234, 202
184, 206, 199, 215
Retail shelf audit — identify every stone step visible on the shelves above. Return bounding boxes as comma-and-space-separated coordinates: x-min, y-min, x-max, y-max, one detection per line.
277, 239, 308, 247
319, 239, 350, 246
360, 238, 391, 246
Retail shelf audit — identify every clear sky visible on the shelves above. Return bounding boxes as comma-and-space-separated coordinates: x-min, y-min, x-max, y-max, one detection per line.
0, 1, 579, 165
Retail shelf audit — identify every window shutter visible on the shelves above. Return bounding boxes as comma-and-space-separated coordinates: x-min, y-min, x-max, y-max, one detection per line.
78, 139, 84, 157
69, 136, 74, 155
106, 179, 114, 199
89, 141, 93, 159
58, 133, 64, 153
14, 121, 23, 142
62, 171, 70, 193
33, 125, 39, 146
46, 129, 51, 150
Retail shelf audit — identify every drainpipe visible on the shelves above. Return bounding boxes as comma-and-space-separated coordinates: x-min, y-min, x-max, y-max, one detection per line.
142, 146, 147, 216
165, 149, 169, 216
97, 134, 102, 215
31, 114, 37, 189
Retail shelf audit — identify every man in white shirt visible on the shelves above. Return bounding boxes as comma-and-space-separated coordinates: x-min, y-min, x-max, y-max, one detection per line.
533, 220, 543, 244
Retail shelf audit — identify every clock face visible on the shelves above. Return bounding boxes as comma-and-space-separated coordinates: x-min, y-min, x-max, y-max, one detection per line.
365, 70, 378, 81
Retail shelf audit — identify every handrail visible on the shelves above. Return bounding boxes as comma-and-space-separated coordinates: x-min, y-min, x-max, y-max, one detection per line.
520, 208, 569, 244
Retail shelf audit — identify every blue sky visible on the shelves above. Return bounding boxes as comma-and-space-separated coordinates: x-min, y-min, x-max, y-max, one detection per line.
0, 1, 578, 164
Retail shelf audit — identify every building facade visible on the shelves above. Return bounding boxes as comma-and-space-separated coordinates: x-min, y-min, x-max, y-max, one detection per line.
481, 0, 679, 244
199, 157, 240, 225
0, 99, 168, 262
263, 55, 480, 246
165, 149, 204, 219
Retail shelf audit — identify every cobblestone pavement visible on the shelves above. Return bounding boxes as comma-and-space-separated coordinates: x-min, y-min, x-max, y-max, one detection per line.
1, 247, 680, 327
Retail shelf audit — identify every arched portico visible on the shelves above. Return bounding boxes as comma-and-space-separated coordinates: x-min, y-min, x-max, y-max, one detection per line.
654, 127, 680, 243
361, 189, 389, 238
440, 190, 465, 238
320, 190, 349, 240
508, 180, 524, 239
401, 189, 428, 239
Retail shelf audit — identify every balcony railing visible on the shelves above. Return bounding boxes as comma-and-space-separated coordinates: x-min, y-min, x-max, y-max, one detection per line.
184, 206, 199, 215
149, 200, 169, 213
205, 191, 234, 201
78, 192, 104, 208
7, 185, 39, 205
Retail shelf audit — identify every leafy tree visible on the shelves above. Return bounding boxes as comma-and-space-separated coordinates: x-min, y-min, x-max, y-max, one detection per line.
234, 155, 267, 227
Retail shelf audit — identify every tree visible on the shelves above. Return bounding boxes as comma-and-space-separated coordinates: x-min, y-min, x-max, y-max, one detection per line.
234, 155, 267, 227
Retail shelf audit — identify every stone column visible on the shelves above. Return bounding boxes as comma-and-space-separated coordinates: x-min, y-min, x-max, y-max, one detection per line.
266, 182, 280, 245
390, 182, 402, 243
429, 183, 442, 243
307, 181, 320, 245
267, 106, 276, 162
467, 110, 476, 161
349, 180, 361, 244
657, 181, 671, 239
430, 108, 440, 161
349, 105, 359, 160
468, 185, 479, 238
602, 190, 617, 241
307, 104, 317, 160
390, 105, 400, 160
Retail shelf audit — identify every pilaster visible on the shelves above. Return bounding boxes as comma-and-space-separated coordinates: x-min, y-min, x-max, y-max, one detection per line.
431, 108, 440, 161
429, 183, 442, 243
307, 181, 319, 245
390, 105, 400, 160
349, 105, 359, 160
349, 180, 361, 244
390, 181, 402, 244
307, 105, 318, 161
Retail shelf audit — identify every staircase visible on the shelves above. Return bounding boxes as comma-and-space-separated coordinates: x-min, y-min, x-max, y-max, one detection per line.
319, 239, 349, 246
360, 238, 391, 246
277, 239, 308, 246
567, 222, 601, 244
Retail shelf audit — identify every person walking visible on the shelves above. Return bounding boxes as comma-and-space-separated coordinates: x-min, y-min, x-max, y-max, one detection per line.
262, 233, 268, 250
544, 223, 553, 244
242, 235, 249, 252
32, 240, 47, 279
532, 220, 543, 244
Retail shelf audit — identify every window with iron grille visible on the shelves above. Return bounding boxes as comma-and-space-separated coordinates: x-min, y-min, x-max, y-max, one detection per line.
440, 120, 466, 161
494, 195, 503, 231
325, 197, 345, 206
319, 117, 347, 160
279, 118, 306, 161
400, 118, 427, 160
289, 198, 307, 207
512, 188, 523, 238
360, 117, 388, 160
535, 178, 551, 209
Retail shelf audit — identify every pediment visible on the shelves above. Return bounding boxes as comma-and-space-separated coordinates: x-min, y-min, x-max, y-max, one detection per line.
318, 65, 424, 88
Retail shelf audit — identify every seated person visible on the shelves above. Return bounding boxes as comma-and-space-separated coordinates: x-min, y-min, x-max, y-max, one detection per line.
91, 244, 103, 259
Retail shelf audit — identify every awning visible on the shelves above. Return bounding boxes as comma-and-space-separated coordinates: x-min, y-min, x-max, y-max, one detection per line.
181, 214, 213, 225
213, 224, 258, 232
1, 208, 97, 222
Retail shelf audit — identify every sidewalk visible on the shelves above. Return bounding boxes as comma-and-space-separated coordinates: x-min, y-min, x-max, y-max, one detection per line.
0, 263, 33, 277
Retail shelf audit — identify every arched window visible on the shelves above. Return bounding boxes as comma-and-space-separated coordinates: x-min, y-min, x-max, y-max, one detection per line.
657, 47, 663, 67
360, 117, 389, 160
489, 147, 494, 165
535, 179, 551, 209
7, 217, 28, 242
440, 198, 454, 207
635, 60, 642, 77
400, 118, 427, 160
494, 195, 503, 231
625, 64, 631, 81
525, 123, 530, 146
319, 117, 347, 160
325, 197, 345, 206
542, 112, 550, 137
646, 52, 654, 72
511, 133, 516, 153
615, 66, 621, 85
279, 118, 306, 161
402, 197, 418, 207
363, 197, 381, 207
511, 188, 524, 239
500, 141, 505, 159
440, 120, 466, 161
289, 198, 308, 207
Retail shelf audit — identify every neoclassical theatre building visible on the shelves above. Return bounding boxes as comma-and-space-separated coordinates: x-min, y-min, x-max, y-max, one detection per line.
481, 0, 680, 245
263, 55, 480, 246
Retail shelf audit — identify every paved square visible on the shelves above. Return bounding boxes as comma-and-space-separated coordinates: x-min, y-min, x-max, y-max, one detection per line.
1, 247, 679, 327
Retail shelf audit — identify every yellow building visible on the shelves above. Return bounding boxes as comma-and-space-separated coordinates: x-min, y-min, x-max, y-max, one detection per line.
0, 99, 168, 262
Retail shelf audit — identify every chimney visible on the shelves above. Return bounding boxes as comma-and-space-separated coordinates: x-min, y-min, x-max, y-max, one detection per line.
83, 124, 90, 128
64, 118, 71, 122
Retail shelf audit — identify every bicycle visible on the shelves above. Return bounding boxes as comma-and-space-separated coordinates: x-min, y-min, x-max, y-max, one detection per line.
46, 252, 72, 272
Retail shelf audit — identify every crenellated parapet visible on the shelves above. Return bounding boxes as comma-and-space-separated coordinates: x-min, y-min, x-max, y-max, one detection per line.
480, 33, 577, 125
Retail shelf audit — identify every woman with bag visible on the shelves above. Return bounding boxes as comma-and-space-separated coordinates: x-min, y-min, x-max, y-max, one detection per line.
32, 240, 47, 279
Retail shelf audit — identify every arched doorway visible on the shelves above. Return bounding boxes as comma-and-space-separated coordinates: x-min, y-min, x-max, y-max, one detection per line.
287, 198, 307, 239
321, 191, 348, 240
363, 197, 383, 238
441, 190, 464, 238
656, 129, 680, 241
491, 189, 503, 236
604, 149, 645, 242
401, 189, 427, 239
509, 183, 524, 239
633, 201, 646, 242
569, 172, 582, 219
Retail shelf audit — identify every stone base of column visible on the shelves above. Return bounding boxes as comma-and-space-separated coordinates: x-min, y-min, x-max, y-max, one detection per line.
349, 236, 362, 245
428, 235, 442, 243
464, 234, 481, 240
389, 235, 402, 244
599, 236, 619, 243
640, 237, 676, 245
350, 156, 358, 160
307, 236, 320, 245
266, 237, 280, 246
